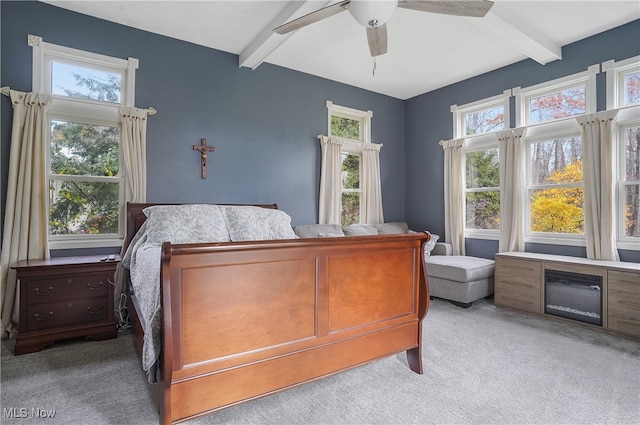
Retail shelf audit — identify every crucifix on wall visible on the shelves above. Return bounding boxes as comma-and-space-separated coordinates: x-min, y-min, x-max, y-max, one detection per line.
192, 138, 215, 179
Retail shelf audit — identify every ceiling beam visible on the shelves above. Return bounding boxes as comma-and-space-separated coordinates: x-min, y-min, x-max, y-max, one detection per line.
465, 10, 562, 65
239, 1, 333, 70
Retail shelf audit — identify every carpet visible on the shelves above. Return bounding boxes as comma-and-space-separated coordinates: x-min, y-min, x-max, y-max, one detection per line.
1, 298, 639, 425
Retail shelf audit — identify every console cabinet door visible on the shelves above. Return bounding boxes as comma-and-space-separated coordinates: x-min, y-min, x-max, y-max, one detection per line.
495, 257, 541, 313
607, 270, 640, 337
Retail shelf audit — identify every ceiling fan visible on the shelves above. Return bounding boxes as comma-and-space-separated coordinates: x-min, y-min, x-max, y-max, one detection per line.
274, 1, 494, 57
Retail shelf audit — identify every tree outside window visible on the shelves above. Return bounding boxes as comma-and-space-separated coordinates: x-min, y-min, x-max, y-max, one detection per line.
529, 137, 584, 234
464, 107, 504, 136
330, 111, 365, 225
529, 86, 586, 124
48, 61, 124, 237
622, 126, 640, 237
49, 120, 120, 235
465, 149, 500, 230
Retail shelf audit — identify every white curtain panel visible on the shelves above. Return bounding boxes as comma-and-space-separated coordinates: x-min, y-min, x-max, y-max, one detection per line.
442, 138, 465, 255
577, 110, 620, 261
361, 143, 384, 224
498, 128, 526, 252
119, 107, 148, 203
115, 107, 149, 317
0, 90, 52, 339
318, 136, 343, 225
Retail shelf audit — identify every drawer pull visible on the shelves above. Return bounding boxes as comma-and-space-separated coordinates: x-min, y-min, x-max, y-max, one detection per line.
34, 312, 54, 321
86, 282, 104, 290
87, 306, 103, 314
34, 287, 54, 296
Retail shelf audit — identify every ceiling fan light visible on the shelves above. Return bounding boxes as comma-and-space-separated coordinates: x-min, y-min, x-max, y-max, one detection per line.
348, 0, 397, 27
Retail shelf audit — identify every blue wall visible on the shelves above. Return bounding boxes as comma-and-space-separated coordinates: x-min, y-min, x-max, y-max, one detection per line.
1, 2, 638, 262
405, 20, 640, 263
0, 0, 406, 236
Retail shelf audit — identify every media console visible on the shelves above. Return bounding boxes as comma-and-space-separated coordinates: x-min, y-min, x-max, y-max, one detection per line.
494, 252, 639, 339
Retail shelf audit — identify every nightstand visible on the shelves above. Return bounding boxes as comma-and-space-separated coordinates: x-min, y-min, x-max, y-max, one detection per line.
11, 255, 119, 355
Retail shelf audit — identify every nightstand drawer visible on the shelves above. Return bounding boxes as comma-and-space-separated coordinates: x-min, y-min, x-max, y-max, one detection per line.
27, 298, 109, 331
25, 274, 110, 304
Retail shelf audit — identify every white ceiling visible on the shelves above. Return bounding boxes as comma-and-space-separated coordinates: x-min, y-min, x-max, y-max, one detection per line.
40, 1, 640, 100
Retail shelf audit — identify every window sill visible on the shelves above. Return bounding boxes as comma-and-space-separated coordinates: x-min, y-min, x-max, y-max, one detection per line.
525, 234, 586, 247
464, 230, 499, 240
48, 237, 123, 250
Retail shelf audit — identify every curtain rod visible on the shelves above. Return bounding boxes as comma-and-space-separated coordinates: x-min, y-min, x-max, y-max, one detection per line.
1, 86, 156, 115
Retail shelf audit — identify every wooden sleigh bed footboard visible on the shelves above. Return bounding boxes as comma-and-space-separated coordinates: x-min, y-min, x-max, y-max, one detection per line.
123, 203, 430, 425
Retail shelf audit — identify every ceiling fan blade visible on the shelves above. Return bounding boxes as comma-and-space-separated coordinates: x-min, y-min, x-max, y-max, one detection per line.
398, 1, 494, 18
274, 0, 351, 34
366, 24, 388, 57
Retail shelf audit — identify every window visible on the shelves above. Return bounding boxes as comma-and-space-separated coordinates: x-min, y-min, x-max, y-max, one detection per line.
49, 119, 121, 236
527, 135, 584, 239
451, 90, 510, 138
604, 56, 640, 248
341, 153, 361, 226
327, 101, 372, 225
465, 148, 500, 231
513, 68, 598, 245
452, 91, 509, 239
514, 65, 598, 126
603, 56, 640, 109
29, 35, 138, 248
618, 124, 640, 243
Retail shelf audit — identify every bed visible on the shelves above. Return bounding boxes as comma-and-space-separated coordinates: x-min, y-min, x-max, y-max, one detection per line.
121, 202, 431, 425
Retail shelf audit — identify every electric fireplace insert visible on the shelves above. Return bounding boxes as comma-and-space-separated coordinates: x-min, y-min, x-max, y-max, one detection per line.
544, 269, 603, 326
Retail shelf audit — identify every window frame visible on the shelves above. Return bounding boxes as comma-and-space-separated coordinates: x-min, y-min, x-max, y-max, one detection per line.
326, 100, 372, 225
29, 35, 138, 249
451, 90, 511, 140
615, 118, 640, 250
452, 91, 510, 240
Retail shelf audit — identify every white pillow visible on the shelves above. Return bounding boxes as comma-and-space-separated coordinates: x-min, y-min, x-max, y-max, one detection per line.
342, 225, 378, 236
375, 222, 409, 234
142, 204, 230, 244
423, 232, 440, 257
222, 206, 298, 241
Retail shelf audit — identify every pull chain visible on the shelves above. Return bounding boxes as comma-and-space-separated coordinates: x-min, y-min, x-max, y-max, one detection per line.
372, 57, 377, 77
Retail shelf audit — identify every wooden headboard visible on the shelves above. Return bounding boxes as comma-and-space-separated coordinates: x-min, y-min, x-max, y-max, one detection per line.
124, 202, 279, 252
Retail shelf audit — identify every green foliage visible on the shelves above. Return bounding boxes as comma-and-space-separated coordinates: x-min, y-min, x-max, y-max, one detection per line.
63, 73, 121, 103
342, 193, 360, 226
49, 182, 119, 235
49, 120, 120, 235
331, 115, 360, 140
466, 150, 500, 229
341, 153, 360, 225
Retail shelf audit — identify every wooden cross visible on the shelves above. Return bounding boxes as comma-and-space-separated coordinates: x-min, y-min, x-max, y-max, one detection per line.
192, 138, 215, 179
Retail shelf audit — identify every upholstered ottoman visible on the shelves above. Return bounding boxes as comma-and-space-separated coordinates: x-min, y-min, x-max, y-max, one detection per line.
425, 244, 495, 308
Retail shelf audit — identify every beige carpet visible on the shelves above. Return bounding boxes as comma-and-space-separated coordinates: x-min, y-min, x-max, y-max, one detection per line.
2, 298, 639, 425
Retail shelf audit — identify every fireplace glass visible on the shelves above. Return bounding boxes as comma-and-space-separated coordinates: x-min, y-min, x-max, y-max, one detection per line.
544, 269, 603, 326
